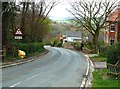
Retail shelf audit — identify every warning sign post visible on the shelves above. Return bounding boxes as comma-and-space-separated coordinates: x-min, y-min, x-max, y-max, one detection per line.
14, 29, 23, 40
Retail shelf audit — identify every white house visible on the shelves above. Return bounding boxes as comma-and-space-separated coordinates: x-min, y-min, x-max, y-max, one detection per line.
63, 31, 82, 43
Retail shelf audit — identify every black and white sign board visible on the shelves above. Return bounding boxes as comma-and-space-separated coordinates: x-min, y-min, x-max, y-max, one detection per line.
15, 36, 22, 39
14, 29, 23, 40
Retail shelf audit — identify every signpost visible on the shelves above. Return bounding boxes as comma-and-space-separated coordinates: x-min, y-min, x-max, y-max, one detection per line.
14, 29, 23, 40
14, 28, 23, 58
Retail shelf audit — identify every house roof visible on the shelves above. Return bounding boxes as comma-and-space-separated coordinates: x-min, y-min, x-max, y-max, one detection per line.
64, 30, 82, 38
107, 7, 120, 22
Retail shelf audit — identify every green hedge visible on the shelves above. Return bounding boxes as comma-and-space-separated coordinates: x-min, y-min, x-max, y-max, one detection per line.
99, 46, 108, 57
84, 41, 93, 50
6, 42, 45, 58
50, 38, 63, 47
18, 42, 45, 55
50, 38, 59, 47
107, 42, 120, 64
56, 42, 62, 47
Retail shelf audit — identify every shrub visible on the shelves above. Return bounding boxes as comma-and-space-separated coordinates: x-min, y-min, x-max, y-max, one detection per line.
50, 38, 59, 47
99, 46, 108, 57
6, 42, 18, 58
18, 42, 45, 55
5, 42, 45, 61
50, 41, 54, 47
84, 41, 93, 50
107, 42, 120, 64
7, 42, 44, 55
71, 42, 80, 50
56, 42, 62, 47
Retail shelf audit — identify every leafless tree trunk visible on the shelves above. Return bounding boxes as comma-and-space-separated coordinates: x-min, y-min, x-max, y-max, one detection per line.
28, 0, 59, 42
19, 0, 59, 42
68, 0, 119, 52
20, 2, 29, 36
31, 2, 35, 42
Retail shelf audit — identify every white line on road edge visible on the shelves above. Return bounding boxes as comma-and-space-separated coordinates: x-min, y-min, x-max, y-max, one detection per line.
80, 55, 90, 88
9, 74, 40, 87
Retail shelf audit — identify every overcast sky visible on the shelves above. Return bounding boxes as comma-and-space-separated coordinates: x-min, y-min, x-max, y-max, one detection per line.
48, 0, 74, 20
14, 0, 73, 20
48, 0, 119, 20
14, 0, 119, 20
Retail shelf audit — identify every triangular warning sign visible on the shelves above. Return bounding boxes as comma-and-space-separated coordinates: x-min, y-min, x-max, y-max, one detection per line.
15, 29, 22, 35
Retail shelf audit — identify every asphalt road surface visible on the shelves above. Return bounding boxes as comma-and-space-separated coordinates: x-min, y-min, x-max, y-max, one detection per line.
2, 46, 88, 87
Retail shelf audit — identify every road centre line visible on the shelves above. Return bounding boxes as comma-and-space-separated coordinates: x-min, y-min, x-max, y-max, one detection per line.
9, 74, 40, 87
9, 82, 21, 87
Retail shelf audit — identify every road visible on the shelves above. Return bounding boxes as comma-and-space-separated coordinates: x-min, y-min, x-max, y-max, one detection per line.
2, 46, 88, 87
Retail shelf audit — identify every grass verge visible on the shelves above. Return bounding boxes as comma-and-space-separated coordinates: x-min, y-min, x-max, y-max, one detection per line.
90, 56, 107, 62
91, 68, 120, 89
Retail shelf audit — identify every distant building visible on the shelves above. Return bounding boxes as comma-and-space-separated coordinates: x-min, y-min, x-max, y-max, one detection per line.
104, 6, 120, 45
63, 30, 82, 42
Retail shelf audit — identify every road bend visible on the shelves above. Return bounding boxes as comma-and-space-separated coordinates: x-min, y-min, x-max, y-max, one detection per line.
2, 46, 88, 87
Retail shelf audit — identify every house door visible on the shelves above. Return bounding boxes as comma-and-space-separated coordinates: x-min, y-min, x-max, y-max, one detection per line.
110, 37, 114, 45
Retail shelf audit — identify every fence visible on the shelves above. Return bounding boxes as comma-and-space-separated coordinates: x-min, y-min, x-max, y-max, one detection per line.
0, 50, 6, 62
107, 60, 120, 75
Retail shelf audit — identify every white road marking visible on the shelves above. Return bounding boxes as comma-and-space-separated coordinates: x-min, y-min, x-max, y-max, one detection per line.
9, 74, 40, 87
84, 55, 90, 75
10, 82, 21, 87
34, 68, 40, 71
80, 55, 90, 87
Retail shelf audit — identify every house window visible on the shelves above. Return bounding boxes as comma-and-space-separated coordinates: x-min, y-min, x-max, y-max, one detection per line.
110, 37, 114, 45
110, 24, 115, 32
105, 28, 108, 31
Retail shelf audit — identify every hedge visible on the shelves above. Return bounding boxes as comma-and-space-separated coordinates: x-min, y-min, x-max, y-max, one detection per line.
107, 42, 120, 64
18, 42, 45, 55
6, 42, 45, 58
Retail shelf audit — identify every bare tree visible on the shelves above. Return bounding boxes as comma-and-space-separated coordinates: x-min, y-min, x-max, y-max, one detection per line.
68, 0, 119, 52
30, 0, 59, 42
36, 0, 59, 23
19, 0, 59, 42
20, 2, 29, 33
